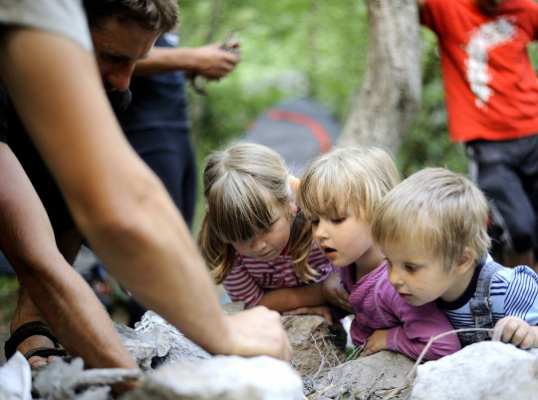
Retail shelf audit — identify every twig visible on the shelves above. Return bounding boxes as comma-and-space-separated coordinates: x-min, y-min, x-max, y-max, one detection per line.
310, 333, 327, 379
381, 328, 492, 400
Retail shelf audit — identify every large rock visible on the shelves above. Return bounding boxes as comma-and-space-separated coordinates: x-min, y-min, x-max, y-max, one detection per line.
116, 312, 210, 372
120, 356, 304, 400
306, 350, 414, 399
410, 341, 538, 400
282, 315, 347, 377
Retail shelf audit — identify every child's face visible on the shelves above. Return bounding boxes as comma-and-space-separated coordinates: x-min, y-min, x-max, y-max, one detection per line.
311, 208, 374, 269
231, 207, 291, 262
381, 244, 457, 306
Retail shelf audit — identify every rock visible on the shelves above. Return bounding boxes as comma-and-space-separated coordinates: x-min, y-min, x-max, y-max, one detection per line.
307, 350, 414, 399
120, 356, 304, 400
116, 312, 210, 372
32, 357, 141, 400
410, 341, 538, 400
221, 301, 244, 314
282, 315, 347, 377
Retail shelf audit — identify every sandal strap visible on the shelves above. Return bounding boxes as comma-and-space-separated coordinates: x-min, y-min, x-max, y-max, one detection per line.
24, 347, 69, 361
4, 321, 62, 360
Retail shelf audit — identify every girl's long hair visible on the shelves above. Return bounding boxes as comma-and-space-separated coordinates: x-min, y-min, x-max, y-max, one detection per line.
197, 142, 318, 285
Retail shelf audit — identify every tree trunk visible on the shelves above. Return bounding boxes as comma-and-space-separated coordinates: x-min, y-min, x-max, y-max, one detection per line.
338, 0, 422, 155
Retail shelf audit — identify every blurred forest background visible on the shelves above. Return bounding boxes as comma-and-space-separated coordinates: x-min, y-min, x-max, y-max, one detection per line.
179, 0, 538, 231
2, 0, 538, 336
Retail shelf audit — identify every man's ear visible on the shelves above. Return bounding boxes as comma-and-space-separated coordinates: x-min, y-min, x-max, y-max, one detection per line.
454, 247, 475, 275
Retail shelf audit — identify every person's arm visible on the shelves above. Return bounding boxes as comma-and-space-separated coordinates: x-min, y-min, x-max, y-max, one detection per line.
258, 282, 326, 312
134, 42, 240, 79
0, 143, 138, 376
381, 295, 461, 362
0, 29, 289, 361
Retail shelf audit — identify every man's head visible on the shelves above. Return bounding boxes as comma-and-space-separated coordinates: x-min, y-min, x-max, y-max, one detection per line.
473, 0, 507, 14
83, 0, 179, 92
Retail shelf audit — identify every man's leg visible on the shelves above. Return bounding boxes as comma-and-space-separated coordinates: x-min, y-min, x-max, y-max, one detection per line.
10, 228, 83, 366
0, 143, 137, 371
468, 140, 537, 270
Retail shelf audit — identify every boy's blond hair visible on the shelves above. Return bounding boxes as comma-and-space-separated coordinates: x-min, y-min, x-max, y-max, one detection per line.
197, 142, 315, 285
297, 147, 401, 222
372, 168, 491, 269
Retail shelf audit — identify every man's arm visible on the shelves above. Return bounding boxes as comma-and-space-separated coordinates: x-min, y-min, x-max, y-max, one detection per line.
0, 29, 289, 360
134, 43, 240, 79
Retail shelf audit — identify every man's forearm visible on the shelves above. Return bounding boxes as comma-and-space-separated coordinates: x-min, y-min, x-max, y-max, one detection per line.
134, 47, 199, 76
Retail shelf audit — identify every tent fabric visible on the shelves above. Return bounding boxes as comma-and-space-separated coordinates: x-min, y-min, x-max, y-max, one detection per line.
244, 98, 342, 176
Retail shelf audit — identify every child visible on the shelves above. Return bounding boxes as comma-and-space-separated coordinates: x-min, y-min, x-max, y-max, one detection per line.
372, 168, 538, 349
197, 142, 344, 313
296, 147, 461, 361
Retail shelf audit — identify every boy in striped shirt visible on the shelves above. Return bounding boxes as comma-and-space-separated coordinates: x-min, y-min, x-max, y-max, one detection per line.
372, 168, 538, 348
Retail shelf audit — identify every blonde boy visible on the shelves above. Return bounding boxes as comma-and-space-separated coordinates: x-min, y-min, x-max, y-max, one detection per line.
372, 168, 538, 348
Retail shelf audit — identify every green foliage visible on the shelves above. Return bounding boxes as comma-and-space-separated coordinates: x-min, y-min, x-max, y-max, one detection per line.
176, 1, 538, 231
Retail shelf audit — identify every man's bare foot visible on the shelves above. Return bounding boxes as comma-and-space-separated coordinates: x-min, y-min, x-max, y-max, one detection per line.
5, 321, 68, 365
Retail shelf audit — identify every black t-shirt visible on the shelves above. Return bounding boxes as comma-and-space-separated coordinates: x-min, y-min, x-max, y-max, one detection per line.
0, 85, 132, 232
119, 32, 190, 134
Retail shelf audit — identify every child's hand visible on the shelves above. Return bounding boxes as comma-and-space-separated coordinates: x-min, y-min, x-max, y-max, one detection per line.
361, 329, 389, 357
321, 272, 353, 313
283, 305, 333, 324
492, 316, 538, 349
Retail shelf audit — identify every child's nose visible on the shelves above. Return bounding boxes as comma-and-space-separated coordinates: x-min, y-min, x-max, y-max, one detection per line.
314, 221, 329, 239
250, 237, 266, 252
387, 268, 403, 288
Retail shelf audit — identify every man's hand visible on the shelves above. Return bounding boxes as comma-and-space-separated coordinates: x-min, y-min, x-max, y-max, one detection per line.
492, 316, 538, 349
191, 41, 241, 80
361, 329, 389, 357
321, 272, 352, 313
227, 306, 291, 361
283, 305, 333, 324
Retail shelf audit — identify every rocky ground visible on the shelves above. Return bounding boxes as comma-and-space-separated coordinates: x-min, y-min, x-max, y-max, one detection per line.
1, 304, 538, 400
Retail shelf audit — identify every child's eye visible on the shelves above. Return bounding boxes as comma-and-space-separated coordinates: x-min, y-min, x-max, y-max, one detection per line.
331, 217, 346, 224
310, 219, 319, 226
405, 264, 418, 272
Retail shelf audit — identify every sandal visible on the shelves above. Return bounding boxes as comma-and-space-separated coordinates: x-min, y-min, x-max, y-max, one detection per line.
4, 321, 69, 361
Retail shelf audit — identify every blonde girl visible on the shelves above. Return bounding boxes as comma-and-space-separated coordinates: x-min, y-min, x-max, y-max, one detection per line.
197, 142, 340, 312
294, 147, 461, 361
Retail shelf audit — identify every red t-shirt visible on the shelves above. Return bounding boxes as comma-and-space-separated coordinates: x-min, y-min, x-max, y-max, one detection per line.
422, 0, 538, 142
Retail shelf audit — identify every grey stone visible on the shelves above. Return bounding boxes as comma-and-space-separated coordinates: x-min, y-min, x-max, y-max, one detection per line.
307, 350, 414, 400
282, 315, 347, 377
120, 356, 304, 400
410, 341, 538, 400
116, 312, 210, 372
32, 357, 141, 400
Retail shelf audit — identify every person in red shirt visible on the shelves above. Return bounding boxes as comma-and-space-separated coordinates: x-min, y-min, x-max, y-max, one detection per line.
418, 0, 538, 270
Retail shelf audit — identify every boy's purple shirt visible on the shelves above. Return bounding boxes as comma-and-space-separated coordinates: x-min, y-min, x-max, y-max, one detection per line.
336, 262, 461, 361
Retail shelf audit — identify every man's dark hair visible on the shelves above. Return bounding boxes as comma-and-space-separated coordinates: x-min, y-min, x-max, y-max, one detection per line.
84, 0, 179, 33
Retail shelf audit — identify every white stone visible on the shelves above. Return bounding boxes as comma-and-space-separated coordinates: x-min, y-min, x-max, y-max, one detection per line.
410, 341, 538, 400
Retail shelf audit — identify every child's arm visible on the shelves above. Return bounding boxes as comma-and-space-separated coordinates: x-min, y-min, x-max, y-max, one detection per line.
383, 289, 461, 361
257, 282, 327, 312
321, 272, 353, 313
493, 316, 538, 349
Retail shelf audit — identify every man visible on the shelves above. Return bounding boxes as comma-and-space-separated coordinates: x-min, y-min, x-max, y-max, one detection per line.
418, 0, 538, 270
119, 31, 241, 325
0, 0, 289, 377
